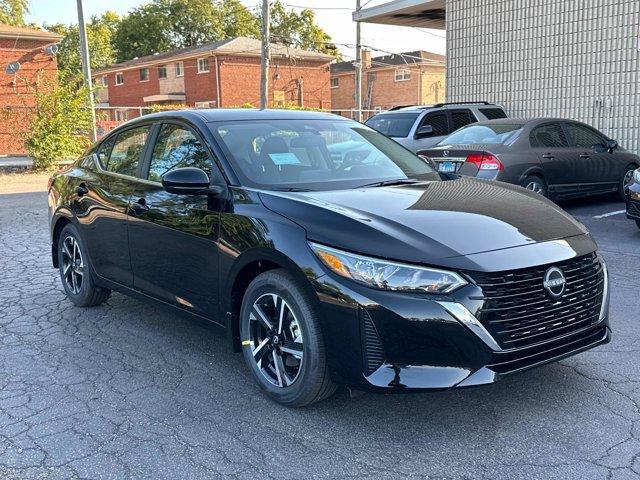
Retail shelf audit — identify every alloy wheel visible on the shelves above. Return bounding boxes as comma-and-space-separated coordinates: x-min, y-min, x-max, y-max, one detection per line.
248, 293, 304, 388
623, 169, 634, 187
526, 181, 544, 194
61, 235, 84, 295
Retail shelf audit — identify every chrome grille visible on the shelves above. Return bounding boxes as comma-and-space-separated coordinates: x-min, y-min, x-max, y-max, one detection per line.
467, 254, 604, 349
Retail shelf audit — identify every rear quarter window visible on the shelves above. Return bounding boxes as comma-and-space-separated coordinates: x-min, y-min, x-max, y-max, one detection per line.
479, 108, 508, 120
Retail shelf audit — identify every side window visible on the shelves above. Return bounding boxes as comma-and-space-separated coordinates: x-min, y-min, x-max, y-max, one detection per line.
479, 107, 507, 120
450, 110, 476, 131
419, 112, 448, 137
566, 123, 606, 149
96, 135, 116, 168
105, 125, 151, 176
530, 123, 569, 148
148, 124, 212, 182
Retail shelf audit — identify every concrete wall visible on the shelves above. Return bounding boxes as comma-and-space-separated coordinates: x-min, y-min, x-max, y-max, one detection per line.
446, 0, 640, 154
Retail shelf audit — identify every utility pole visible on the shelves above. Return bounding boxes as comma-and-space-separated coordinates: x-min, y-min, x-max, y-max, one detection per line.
354, 0, 362, 122
76, 0, 97, 141
260, 0, 270, 110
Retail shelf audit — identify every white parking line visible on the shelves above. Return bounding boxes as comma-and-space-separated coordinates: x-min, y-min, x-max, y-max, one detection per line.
593, 210, 626, 219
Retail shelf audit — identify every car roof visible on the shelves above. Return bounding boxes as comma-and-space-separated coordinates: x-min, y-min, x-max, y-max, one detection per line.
380, 103, 504, 114
473, 118, 585, 126
123, 108, 343, 125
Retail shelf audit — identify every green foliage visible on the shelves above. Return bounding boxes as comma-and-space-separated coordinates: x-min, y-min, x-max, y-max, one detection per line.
46, 12, 120, 82
0, 0, 28, 26
269, 1, 340, 58
113, 0, 260, 61
24, 77, 93, 170
229, 102, 323, 112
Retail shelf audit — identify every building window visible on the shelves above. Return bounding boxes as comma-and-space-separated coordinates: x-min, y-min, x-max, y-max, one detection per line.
139, 68, 149, 82
194, 101, 215, 109
158, 65, 167, 79
175, 61, 184, 77
197, 58, 209, 73
114, 109, 128, 122
330, 77, 339, 88
100, 76, 108, 87
394, 69, 411, 82
115, 72, 124, 85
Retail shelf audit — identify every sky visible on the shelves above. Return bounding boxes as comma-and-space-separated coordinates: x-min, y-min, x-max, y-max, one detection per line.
25, 0, 446, 59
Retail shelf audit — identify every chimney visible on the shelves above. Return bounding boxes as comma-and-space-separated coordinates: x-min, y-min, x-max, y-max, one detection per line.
361, 49, 371, 70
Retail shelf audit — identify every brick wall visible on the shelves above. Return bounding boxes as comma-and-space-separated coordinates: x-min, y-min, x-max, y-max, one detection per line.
100, 54, 331, 110
0, 38, 59, 154
331, 65, 446, 112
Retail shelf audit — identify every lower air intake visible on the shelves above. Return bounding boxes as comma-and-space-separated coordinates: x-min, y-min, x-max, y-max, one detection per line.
361, 308, 385, 375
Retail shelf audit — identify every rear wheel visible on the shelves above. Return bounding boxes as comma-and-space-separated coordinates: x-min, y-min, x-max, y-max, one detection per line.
240, 269, 336, 407
57, 223, 111, 307
636, 219, 640, 230
522, 175, 548, 197
616, 165, 636, 201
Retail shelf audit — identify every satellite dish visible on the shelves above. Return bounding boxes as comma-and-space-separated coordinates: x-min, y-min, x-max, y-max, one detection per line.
44, 44, 59, 56
5, 61, 20, 74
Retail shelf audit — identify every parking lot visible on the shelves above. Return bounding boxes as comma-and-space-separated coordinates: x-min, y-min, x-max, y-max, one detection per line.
1, 174, 639, 480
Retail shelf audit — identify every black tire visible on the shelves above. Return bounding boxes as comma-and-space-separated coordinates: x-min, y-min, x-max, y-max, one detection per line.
239, 269, 336, 407
615, 165, 636, 202
636, 219, 640, 230
57, 223, 111, 307
522, 175, 548, 198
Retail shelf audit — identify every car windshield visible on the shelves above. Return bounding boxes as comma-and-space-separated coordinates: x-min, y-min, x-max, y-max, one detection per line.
209, 118, 439, 191
364, 112, 420, 137
438, 123, 524, 145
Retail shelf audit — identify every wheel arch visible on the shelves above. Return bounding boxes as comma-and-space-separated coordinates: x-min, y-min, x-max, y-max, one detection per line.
518, 166, 546, 185
225, 248, 321, 352
50, 211, 74, 268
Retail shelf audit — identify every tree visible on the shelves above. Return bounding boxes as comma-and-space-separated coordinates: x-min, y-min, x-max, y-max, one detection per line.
46, 12, 120, 82
0, 0, 28, 26
269, 1, 340, 58
24, 76, 93, 170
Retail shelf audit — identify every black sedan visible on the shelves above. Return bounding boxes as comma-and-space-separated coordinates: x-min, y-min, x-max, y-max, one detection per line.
626, 167, 640, 229
48, 109, 610, 406
420, 118, 639, 201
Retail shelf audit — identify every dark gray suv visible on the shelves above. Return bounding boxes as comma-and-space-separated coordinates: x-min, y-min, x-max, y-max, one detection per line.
365, 102, 507, 153
420, 118, 640, 201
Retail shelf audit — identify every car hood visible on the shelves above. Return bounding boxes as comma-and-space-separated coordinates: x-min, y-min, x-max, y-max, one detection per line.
258, 178, 590, 268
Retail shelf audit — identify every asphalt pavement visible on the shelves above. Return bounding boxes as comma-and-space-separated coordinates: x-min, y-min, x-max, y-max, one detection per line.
1, 188, 639, 480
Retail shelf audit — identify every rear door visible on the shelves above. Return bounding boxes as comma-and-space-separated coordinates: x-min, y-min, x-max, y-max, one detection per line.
75, 124, 152, 287
563, 122, 618, 194
530, 122, 576, 197
128, 121, 222, 320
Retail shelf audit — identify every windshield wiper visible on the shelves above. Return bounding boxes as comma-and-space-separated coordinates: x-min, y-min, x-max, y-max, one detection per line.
270, 187, 313, 192
357, 178, 420, 188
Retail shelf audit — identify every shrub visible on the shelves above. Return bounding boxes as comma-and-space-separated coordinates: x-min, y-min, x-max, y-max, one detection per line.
24, 77, 93, 170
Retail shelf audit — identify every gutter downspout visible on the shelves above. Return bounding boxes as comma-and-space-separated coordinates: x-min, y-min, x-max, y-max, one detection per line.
215, 55, 222, 108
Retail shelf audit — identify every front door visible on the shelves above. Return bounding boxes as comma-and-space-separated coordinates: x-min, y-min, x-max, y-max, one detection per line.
128, 122, 222, 320
564, 122, 618, 194
530, 122, 576, 197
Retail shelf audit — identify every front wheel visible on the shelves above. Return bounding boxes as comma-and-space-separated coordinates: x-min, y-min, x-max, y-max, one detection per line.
522, 175, 548, 198
616, 165, 636, 201
240, 269, 336, 407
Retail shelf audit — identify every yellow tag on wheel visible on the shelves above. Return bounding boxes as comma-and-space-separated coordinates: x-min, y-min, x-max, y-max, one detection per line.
241, 340, 251, 346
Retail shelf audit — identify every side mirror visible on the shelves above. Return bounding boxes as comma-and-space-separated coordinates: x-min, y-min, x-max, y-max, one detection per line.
415, 124, 434, 138
606, 139, 618, 152
162, 167, 211, 195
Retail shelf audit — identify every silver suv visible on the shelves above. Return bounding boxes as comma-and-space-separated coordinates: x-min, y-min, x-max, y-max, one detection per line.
364, 102, 508, 153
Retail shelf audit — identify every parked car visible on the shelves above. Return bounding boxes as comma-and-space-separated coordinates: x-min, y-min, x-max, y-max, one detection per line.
420, 118, 640, 201
49, 109, 610, 407
626, 167, 640, 229
364, 101, 507, 153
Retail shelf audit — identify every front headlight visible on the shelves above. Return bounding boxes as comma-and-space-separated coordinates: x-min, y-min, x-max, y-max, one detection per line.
310, 242, 468, 294
633, 168, 640, 184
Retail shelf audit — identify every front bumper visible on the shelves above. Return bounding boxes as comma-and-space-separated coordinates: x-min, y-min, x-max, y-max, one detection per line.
312, 251, 611, 392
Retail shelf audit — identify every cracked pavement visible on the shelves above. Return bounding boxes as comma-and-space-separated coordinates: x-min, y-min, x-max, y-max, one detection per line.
1, 179, 639, 479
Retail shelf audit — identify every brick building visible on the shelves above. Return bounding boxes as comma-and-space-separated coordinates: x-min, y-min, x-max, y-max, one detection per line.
330, 49, 445, 117
94, 37, 333, 121
0, 24, 61, 155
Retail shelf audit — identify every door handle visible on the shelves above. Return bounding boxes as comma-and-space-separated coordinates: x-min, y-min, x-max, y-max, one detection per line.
76, 183, 88, 197
130, 198, 150, 215
580, 153, 590, 159
542, 154, 554, 159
